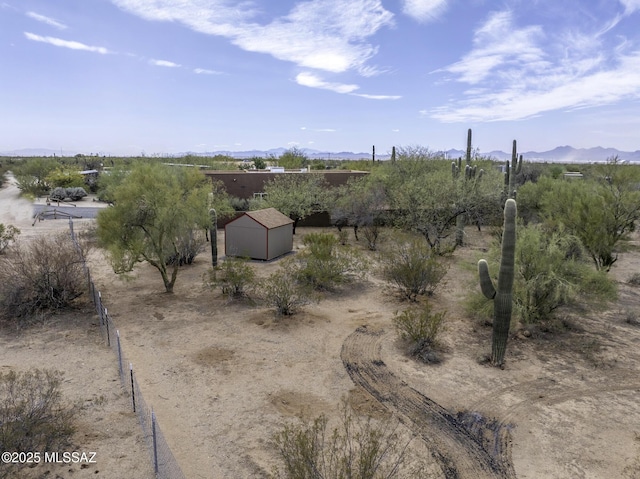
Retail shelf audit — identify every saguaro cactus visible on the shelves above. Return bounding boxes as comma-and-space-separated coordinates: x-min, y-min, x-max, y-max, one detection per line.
372, 145, 376, 164
391, 146, 396, 163
209, 208, 218, 267
452, 129, 484, 246
478, 198, 517, 367
504, 140, 523, 199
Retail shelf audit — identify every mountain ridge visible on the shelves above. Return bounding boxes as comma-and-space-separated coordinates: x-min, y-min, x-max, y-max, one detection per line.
2, 146, 639, 163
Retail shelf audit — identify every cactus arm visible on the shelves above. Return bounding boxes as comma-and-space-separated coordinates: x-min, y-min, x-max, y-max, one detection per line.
516, 154, 523, 174
478, 259, 496, 299
452, 161, 459, 179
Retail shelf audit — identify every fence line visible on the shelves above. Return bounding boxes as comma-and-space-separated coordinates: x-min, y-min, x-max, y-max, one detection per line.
69, 218, 186, 479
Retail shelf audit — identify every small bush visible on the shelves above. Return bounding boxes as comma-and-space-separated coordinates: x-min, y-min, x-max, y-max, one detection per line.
299, 233, 368, 291
49, 186, 88, 201
0, 223, 20, 254
262, 259, 311, 316
271, 402, 419, 479
379, 237, 448, 301
0, 369, 76, 478
166, 230, 206, 266
206, 257, 255, 300
394, 302, 446, 363
0, 234, 87, 322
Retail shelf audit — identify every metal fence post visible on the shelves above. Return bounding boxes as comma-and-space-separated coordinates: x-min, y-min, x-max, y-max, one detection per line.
105, 307, 110, 347
130, 363, 136, 413
152, 409, 159, 475
116, 330, 123, 379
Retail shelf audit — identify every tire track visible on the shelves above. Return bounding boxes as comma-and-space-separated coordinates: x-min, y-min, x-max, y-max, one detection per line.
341, 325, 516, 479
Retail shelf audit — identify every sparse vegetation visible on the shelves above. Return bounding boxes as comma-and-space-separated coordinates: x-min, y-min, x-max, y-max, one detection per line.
298, 232, 368, 291
0, 369, 76, 479
393, 302, 446, 363
271, 402, 420, 479
262, 259, 312, 316
206, 256, 256, 300
0, 233, 87, 322
379, 236, 448, 301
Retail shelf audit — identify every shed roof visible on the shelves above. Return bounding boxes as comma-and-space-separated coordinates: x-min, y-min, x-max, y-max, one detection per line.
242, 208, 293, 229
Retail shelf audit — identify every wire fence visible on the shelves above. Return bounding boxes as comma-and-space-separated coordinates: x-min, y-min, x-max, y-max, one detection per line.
69, 218, 186, 479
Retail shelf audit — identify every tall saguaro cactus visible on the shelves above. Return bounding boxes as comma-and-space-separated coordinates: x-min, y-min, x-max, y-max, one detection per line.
391, 146, 396, 163
504, 140, 523, 199
209, 208, 218, 267
452, 129, 483, 246
372, 145, 376, 164
478, 199, 517, 367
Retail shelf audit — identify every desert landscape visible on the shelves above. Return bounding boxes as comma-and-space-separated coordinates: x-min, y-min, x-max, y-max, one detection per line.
2, 175, 640, 479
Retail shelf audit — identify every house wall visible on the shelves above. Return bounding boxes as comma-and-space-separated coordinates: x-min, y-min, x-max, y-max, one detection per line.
267, 224, 294, 260
225, 215, 267, 259
204, 170, 369, 199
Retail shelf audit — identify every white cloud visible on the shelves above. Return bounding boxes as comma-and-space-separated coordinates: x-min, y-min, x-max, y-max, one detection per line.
620, 0, 640, 14
435, 10, 545, 84
295, 72, 359, 94
26, 11, 67, 29
111, 0, 393, 74
150, 59, 181, 67
431, 50, 640, 122
402, 0, 448, 23
24, 32, 110, 54
194, 68, 221, 74
351, 93, 402, 100
430, 8, 640, 122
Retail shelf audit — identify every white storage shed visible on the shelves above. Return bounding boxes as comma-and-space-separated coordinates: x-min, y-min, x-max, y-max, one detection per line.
224, 208, 294, 260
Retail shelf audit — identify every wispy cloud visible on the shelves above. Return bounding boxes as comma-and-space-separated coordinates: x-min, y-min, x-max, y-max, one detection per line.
402, 0, 449, 23
300, 127, 336, 132
295, 72, 359, 94
24, 32, 110, 54
619, 0, 640, 14
150, 59, 181, 67
26, 11, 67, 29
434, 10, 546, 84
430, 7, 640, 122
351, 93, 402, 100
194, 68, 221, 75
111, 0, 393, 74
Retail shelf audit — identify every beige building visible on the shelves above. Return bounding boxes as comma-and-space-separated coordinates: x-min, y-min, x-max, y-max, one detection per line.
224, 208, 294, 260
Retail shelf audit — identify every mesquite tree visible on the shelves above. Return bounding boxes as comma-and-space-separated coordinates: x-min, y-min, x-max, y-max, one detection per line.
478, 199, 517, 367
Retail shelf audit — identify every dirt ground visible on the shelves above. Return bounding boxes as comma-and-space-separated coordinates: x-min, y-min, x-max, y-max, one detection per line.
2, 175, 640, 479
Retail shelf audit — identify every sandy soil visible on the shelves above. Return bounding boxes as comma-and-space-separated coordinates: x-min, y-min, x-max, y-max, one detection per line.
0, 176, 153, 479
2, 173, 640, 479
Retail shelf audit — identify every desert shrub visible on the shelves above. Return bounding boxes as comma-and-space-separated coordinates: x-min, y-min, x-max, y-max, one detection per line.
0, 369, 76, 478
165, 230, 207, 266
0, 233, 87, 321
262, 259, 311, 316
271, 402, 419, 479
206, 257, 255, 300
49, 186, 88, 202
298, 233, 368, 291
362, 224, 383, 251
514, 225, 615, 324
0, 223, 20, 254
471, 224, 616, 325
394, 302, 446, 363
379, 237, 448, 301
45, 168, 85, 189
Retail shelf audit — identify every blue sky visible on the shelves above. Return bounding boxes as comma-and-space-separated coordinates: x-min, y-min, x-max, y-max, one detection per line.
1, 0, 640, 156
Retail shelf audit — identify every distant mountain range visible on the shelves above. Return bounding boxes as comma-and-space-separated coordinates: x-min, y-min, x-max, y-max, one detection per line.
2, 146, 640, 163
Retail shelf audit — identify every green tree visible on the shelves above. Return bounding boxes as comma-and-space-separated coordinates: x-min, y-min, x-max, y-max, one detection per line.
45, 168, 85, 189
13, 158, 58, 196
259, 173, 329, 234
534, 163, 640, 271
277, 147, 308, 169
96, 163, 211, 293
